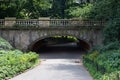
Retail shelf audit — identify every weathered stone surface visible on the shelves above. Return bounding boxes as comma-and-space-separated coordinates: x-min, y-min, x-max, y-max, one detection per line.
5, 17, 16, 27
0, 28, 103, 51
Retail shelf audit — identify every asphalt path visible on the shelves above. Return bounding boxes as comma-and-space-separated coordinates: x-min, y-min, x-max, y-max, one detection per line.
10, 43, 93, 80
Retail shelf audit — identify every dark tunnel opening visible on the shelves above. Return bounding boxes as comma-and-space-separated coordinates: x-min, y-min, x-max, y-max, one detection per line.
30, 36, 90, 54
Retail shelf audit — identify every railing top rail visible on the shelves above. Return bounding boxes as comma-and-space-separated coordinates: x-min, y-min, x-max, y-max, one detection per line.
16, 19, 38, 20
0, 19, 5, 20
0, 18, 105, 29
0, 19, 105, 21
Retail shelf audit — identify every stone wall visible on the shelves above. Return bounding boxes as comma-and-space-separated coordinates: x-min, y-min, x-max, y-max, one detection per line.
0, 28, 103, 51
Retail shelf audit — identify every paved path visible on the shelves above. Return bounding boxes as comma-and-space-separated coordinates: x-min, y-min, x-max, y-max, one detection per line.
10, 59, 93, 80
10, 43, 93, 80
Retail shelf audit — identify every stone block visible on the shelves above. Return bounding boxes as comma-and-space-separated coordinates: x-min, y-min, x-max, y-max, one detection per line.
38, 17, 50, 27
5, 17, 16, 27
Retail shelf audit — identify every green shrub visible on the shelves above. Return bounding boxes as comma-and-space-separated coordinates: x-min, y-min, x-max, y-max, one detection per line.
83, 49, 120, 79
104, 18, 120, 44
96, 50, 120, 72
98, 71, 120, 80
88, 50, 99, 61
0, 37, 13, 50
0, 50, 39, 80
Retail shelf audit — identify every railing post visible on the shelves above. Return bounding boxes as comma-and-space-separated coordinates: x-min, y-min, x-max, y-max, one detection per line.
38, 17, 50, 27
5, 17, 16, 28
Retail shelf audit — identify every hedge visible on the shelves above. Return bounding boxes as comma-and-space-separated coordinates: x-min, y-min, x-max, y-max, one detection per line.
0, 50, 39, 80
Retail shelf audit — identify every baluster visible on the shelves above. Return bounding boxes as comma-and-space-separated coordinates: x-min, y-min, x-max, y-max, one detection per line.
89, 20, 91, 26
61, 20, 62, 27
59, 20, 61, 27
69, 20, 71, 27
51, 20, 53, 27
23, 20, 24, 26
27, 20, 29, 26
65, 20, 66, 27
18, 20, 19, 25
52, 20, 55, 27
93, 20, 94, 26
86, 20, 88, 26
27, 20, 28, 27
64, 20, 66, 27
18, 20, 20, 26
0, 20, 1, 25
76, 20, 78, 27
27, 20, 31, 27
27, 20, 29, 27
30, 20, 31, 26
18, 20, 20, 25
60, 20, 62, 27
56, 20, 57, 27
25, 20, 26, 27
55, 20, 56, 27
62, 20, 64, 27
20, 20, 22, 26
54, 20, 55, 27
52, 20, 54, 27
25, 20, 27, 27
57, 20, 58, 27
58, 20, 60, 27
29, 20, 30, 26
0, 20, 1, 26
65, 20, 67, 27
18, 20, 19, 26
28, 20, 29, 27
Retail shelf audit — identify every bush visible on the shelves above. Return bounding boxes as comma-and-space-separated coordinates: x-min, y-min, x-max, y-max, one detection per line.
104, 18, 120, 44
97, 50, 120, 72
0, 37, 13, 50
98, 71, 120, 80
0, 50, 39, 80
83, 49, 120, 79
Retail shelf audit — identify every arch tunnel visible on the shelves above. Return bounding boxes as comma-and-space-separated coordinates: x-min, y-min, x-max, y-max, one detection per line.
29, 36, 90, 53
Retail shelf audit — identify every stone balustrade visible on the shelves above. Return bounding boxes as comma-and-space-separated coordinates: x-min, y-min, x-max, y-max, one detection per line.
0, 17, 105, 28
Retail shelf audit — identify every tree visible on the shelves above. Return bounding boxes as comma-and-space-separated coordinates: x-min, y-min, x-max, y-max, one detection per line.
0, 0, 52, 19
51, 0, 77, 18
0, 0, 26, 18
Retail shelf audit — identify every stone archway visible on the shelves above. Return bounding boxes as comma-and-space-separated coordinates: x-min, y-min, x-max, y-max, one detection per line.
28, 34, 91, 52
0, 28, 103, 51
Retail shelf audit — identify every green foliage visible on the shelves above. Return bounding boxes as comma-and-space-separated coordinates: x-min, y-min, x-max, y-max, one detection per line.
0, 37, 13, 50
91, 0, 120, 20
104, 18, 120, 44
100, 41, 120, 52
0, 0, 52, 19
96, 50, 120, 72
98, 71, 120, 80
0, 0, 79, 19
67, 4, 93, 19
0, 50, 39, 80
67, 0, 120, 20
52, 36, 78, 42
0, 37, 39, 80
83, 49, 120, 79
0, 0, 27, 18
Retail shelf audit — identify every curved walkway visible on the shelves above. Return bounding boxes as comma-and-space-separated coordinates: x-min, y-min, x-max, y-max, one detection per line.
10, 59, 93, 80
10, 43, 93, 80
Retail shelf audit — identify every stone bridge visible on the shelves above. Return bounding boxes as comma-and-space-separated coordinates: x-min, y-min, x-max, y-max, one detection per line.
0, 18, 104, 51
